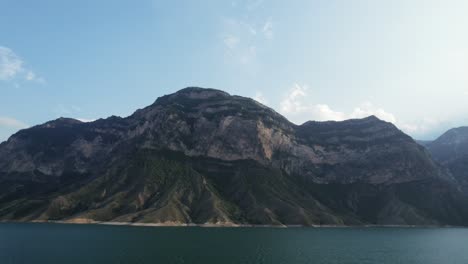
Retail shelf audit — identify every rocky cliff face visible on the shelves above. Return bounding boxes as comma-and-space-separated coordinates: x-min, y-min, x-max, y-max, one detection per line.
424, 127, 468, 193
1, 87, 467, 226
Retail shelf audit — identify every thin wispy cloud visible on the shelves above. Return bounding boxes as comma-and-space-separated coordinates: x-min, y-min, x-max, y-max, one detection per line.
399, 118, 441, 135
25, 71, 35, 81
246, 24, 257, 36
262, 18, 274, 39
221, 2, 275, 68
239, 46, 257, 65
54, 104, 95, 123
253, 91, 268, 105
223, 35, 240, 50
54, 104, 83, 116
221, 18, 259, 67
0, 46, 44, 84
25, 70, 45, 83
0, 47, 23, 81
0, 116, 28, 129
246, 0, 264, 11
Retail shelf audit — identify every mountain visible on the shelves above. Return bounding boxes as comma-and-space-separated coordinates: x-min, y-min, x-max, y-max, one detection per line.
1, 87, 468, 226
415, 140, 432, 147
424, 127, 468, 193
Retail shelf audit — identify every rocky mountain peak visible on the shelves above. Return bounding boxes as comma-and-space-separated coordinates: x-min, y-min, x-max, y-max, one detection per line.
424, 126, 468, 195
132, 87, 292, 131
40, 117, 83, 128
425, 126, 468, 163
435, 127, 468, 145
152, 87, 230, 106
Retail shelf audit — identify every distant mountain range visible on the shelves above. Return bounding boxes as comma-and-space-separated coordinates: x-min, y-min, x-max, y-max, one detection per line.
1, 87, 468, 226
422, 127, 468, 194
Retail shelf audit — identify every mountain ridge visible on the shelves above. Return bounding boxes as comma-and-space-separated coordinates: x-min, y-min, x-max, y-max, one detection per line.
423, 126, 468, 194
1, 87, 467, 226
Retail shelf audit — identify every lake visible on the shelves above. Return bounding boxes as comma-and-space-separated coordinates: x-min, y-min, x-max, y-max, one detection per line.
1, 223, 468, 264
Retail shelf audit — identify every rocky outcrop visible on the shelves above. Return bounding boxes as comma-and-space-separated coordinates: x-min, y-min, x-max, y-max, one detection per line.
1, 87, 467, 226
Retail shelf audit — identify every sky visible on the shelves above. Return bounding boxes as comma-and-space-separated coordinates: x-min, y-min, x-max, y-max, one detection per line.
1, 0, 468, 142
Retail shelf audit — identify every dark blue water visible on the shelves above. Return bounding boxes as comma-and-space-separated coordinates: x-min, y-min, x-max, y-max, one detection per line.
1, 223, 468, 264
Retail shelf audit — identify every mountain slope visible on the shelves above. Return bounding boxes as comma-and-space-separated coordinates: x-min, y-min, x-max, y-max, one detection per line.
1, 87, 467, 226
424, 127, 468, 193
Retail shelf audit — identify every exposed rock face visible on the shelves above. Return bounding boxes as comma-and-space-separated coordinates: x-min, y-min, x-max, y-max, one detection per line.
424, 127, 468, 193
1, 87, 467, 226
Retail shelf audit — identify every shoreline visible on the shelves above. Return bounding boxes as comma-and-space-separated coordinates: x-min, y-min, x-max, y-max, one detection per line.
1, 219, 463, 228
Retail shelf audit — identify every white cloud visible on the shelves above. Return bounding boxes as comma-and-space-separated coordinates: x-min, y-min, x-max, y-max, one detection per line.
279, 83, 396, 124
313, 104, 346, 121
398, 118, 440, 135
280, 83, 308, 114
262, 18, 274, 39
280, 84, 346, 122
25, 71, 35, 81
0, 46, 23, 81
277, 83, 448, 138
349, 102, 397, 123
254, 91, 268, 105
221, 3, 274, 68
223, 35, 240, 50
0, 116, 28, 129
76, 118, 96, 123
0, 46, 44, 83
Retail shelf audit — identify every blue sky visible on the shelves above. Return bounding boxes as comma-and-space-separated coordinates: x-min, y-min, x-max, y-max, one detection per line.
1, 0, 468, 141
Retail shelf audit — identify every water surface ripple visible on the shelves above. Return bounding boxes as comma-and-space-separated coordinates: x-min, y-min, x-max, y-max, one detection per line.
1, 223, 467, 264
